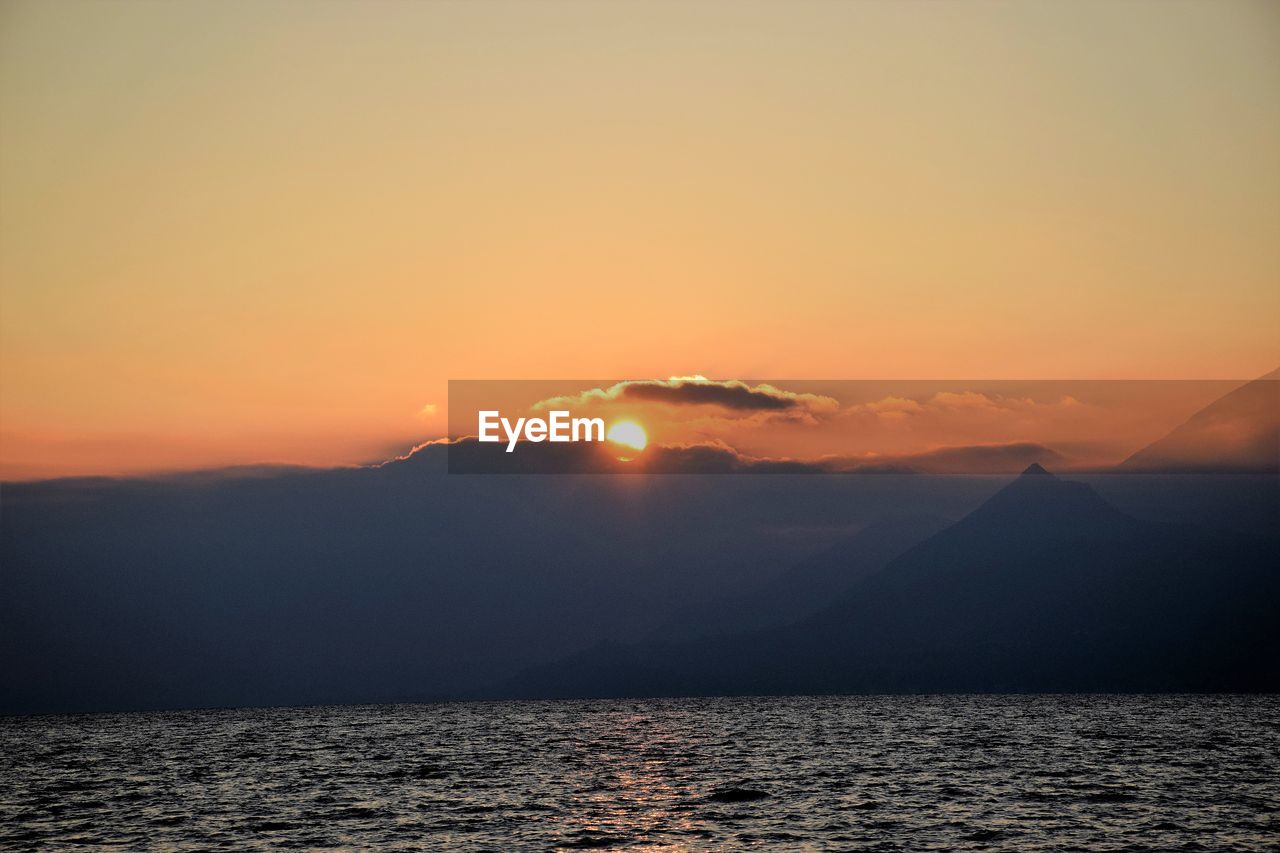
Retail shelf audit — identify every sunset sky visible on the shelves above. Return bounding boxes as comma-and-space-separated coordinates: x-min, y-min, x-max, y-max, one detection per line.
2, 0, 1278, 478
445, 377, 1254, 472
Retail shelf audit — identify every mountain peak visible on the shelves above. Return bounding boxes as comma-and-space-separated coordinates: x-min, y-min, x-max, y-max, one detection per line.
970, 463, 1131, 538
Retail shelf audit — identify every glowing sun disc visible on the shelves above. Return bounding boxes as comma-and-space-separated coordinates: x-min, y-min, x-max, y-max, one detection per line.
607, 420, 648, 453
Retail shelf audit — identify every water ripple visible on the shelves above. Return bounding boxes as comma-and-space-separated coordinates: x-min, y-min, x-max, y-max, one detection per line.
2, 695, 1277, 850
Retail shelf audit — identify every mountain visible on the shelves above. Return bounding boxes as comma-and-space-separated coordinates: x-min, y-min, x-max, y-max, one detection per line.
0, 450, 1001, 715
1120, 369, 1280, 473
5, 442, 1275, 714
493, 465, 1280, 697
648, 514, 949, 642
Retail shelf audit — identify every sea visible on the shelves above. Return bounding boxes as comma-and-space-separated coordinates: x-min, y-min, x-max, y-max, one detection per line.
2, 695, 1277, 850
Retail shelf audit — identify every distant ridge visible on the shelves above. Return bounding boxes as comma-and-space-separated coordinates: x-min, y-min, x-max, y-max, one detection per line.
646, 513, 951, 642
1120, 369, 1280, 473
492, 467, 1280, 698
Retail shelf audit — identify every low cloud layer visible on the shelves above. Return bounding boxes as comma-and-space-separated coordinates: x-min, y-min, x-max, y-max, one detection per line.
425, 436, 1068, 475
830, 441, 1069, 474
847, 391, 1084, 422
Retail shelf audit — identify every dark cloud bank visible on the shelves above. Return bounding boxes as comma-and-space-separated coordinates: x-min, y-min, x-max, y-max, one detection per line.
537, 378, 838, 416
443, 437, 1067, 474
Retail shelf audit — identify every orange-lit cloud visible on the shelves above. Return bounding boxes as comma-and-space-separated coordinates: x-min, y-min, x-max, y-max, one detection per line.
849, 392, 1085, 420
534, 378, 840, 423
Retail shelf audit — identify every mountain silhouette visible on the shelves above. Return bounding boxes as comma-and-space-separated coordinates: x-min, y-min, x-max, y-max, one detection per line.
4, 447, 1276, 714
493, 465, 1280, 697
647, 513, 950, 642
0, 455, 1000, 714
1120, 369, 1280, 473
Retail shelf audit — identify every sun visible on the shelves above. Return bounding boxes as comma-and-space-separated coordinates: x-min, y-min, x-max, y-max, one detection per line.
606, 420, 648, 460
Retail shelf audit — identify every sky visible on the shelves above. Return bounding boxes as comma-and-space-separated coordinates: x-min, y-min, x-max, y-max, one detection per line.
1, 0, 1278, 479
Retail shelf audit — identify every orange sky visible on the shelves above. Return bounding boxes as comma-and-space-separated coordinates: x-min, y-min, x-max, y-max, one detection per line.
2, 1, 1278, 479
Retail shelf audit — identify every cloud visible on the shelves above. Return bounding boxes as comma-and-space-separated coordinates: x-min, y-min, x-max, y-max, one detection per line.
621, 381, 810, 412
642, 441, 829, 473
533, 378, 839, 422
930, 392, 1083, 412
931, 391, 1000, 410
861, 396, 925, 421
412, 436, 1068, 475
847, 391, 1085, 421
831, 441, 1069, 474
380, 436, 455, 467
418, 436, 829, 474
